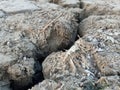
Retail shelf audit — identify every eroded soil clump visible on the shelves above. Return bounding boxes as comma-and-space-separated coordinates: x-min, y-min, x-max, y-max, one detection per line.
0, 0, 120, 90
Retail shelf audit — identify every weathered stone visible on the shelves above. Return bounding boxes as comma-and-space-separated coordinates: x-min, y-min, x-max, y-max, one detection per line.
0, 35, 41, 89
0, 2, 80, 89
0, 3, 37, 89
0, 4, 79, 55
29, 78, 95, 90
79, 15, 120, 76
80, 0, 120, 17
0, 0, 39, 13
79, 15, 120, 35
28, 79, 61, 90
42, 38, 98, 90
7, 58, 36, 89
96, 75, 120, 90
0, 0, 120, 90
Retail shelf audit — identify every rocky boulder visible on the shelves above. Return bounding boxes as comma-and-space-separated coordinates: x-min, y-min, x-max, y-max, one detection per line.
80, 0, 120, 18
79, 15, 120, 76
0, 3, 80, 55
42, 38, 100, 90
0, 36, 41, 89
0, 1, 81, 89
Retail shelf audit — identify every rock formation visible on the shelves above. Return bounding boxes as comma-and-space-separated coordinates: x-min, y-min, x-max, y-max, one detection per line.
0, 0, 119, 90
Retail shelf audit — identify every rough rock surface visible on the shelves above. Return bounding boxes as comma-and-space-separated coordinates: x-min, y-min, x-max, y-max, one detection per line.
0, 0, 38, 13
0, 0, 120, 90
28, 79, 62, 90
80, 0, 120, 17
0, 33, 41, 89
32, 38, 120, 90
0, 0, 80, 90
79, 15, 120, 75
30, 0, 120, 89
42, 39, 97, 80
0, 4, 79, 55
0, 0, 81, 90
96, 75, 120, 90
42, 39, 99, 90
35, 37, 120, 90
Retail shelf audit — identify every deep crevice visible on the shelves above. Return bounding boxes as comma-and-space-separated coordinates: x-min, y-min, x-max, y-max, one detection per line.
8, 1, 91, 90
9, 51, 45, 90
79, 1, 84, 9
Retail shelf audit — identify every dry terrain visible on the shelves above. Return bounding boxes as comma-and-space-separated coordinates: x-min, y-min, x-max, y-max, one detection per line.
0, 0, 120, 90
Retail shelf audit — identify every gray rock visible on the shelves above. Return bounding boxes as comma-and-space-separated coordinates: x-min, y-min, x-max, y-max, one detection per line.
42, 39, 98, 90
96, 75, 120, 90
0, 0, 38, 13
28, 79, 61, 90
0, 2, 80, 89
0, 4, 79, 55
0, 37, 40, 89
80, 0, 120, 17
79, 15, 120, 76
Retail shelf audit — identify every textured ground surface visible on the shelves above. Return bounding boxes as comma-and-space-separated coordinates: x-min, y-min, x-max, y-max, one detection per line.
0, 0, 120, 90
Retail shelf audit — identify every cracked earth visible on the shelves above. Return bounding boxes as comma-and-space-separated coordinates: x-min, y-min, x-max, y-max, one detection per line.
0, 0, 120, 90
